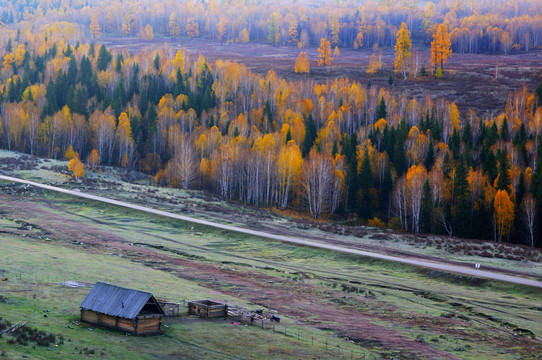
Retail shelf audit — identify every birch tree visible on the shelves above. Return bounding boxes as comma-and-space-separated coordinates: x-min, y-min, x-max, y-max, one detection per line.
300, 149, 334, 219
520, 193, 536, 247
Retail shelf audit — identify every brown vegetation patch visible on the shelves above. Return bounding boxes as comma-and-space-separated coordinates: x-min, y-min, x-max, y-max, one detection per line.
101, 36, 542, 115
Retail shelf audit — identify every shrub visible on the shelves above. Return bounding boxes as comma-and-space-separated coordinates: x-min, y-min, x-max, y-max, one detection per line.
388, 217, 403, 231
480, 250, 493, 258
367, 217, 386, 229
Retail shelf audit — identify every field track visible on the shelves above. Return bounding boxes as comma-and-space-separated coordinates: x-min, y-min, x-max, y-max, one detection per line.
1, 174, 541, 289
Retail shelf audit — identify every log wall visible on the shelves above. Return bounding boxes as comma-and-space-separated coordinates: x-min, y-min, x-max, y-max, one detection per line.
80, 310, 161, 335
135, 317, 162, 335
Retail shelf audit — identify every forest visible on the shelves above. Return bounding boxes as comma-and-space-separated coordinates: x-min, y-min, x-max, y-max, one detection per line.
1, 0, 542, 53
1, 0, 542, 248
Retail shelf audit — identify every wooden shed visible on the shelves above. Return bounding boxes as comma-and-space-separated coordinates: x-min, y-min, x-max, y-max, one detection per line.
156, 299, 180, 317
188, 300, 227, 318
80, 282, 164, 335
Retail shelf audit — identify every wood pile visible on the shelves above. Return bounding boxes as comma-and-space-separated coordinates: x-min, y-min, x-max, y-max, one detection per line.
227, 307, 274, 329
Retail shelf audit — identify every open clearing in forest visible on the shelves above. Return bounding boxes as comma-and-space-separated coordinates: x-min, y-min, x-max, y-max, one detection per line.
100, 36, 542, 116
1, 151, 542, 359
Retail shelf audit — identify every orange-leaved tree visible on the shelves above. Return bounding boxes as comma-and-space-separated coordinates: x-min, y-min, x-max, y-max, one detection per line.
294, 52, 310, 74
286, 13, 298, 44
88, 149, 100, 168
367, 53, 382, 74
354, 28, 364, 49
240, 28, 249, 43
317, 38, 332, 67
186, 18, 199, 38
430, 23, 452, 75
64, 145, 75, 160
68, 153, 85, 179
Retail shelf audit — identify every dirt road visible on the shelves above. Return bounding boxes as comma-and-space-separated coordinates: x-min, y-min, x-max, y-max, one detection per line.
1, 174, 541, 289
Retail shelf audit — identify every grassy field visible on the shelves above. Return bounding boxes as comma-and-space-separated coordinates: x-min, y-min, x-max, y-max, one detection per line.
1, 172, 542, 359
0, 235, 368, 360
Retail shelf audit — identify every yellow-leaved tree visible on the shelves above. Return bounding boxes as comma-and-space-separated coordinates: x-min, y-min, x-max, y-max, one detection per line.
173, 50, 185, 73
169, 12, 180, 38
406, 164, 428, 233
144, 24, 153, 41
494, 189, 514, 242
121, 14, 135, 37
217, 17, 228, 44
3, 53, 15, 70
394, 22, 412, 80
330, 16, 340, 45
14, 45, 25, 67
90, 15, 102, 39
240, 28, 249, 43
277, 140, 303, 209
116, 112, 134, 166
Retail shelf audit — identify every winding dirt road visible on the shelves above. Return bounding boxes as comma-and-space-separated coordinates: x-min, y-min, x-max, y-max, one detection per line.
1, 174, 541, 289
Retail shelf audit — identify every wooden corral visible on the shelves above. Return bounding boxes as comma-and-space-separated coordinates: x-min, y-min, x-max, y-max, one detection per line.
80, 282, 164, 335
188, 300, 227, 318
156, 299, 180, 317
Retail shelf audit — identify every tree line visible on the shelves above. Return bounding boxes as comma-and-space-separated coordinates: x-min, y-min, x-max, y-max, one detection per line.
1, 0, 542, 54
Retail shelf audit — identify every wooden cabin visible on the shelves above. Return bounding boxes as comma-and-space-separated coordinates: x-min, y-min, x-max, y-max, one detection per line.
80, 282, 164, 335
188, 300, 227, 318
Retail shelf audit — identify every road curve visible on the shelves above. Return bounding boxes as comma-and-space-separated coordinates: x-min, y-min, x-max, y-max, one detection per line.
2, 174, 542, 289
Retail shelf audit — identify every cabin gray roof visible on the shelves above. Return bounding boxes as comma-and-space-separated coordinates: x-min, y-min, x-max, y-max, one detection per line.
80, 282, 162, 319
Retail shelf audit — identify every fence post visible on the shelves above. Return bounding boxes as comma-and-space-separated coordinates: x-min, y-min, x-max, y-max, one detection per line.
311, 336, 313, 345
326, 340, 328, 350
